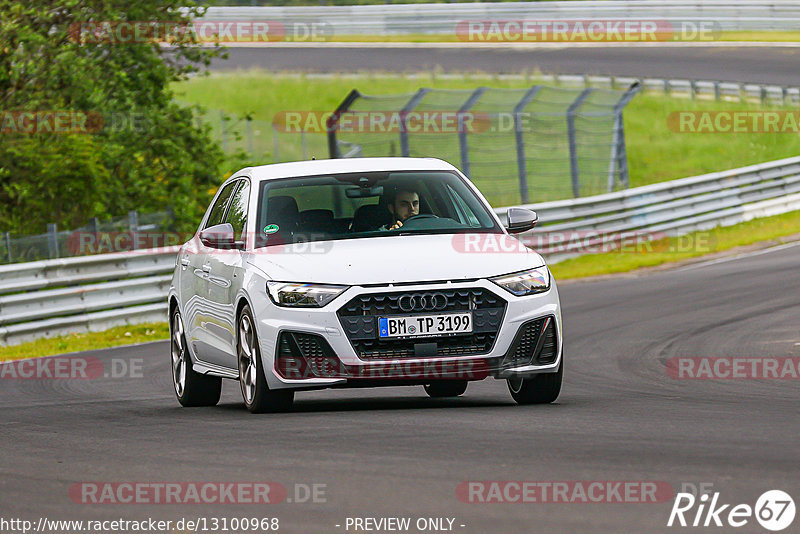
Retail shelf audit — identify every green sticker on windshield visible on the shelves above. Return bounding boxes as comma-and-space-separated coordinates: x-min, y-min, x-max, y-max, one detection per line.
263, 224, 280, 234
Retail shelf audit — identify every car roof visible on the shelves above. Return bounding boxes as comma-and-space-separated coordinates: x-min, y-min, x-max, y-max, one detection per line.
238, 157, 459, 182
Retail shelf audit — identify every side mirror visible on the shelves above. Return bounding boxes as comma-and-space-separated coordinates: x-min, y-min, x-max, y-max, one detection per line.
505, 208, 538, 234
199, 223, 238, 249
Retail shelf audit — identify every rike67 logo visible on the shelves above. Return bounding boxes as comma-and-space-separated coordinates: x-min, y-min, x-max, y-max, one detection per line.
668, 489, 795, 531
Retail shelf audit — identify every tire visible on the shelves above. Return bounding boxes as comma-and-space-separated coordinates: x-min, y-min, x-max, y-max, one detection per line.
424, 380, 468, 398
170, 308, 222, 407
507, 358, 563, 405
238, 305, 294, 413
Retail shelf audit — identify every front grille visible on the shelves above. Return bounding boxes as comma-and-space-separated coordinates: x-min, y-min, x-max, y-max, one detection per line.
502, 315, 558, 368
337, 288, 506, 359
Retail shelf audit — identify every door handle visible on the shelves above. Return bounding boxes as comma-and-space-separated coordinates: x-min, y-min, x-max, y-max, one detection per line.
180, 258, 190, 267
202, 263, 211, 273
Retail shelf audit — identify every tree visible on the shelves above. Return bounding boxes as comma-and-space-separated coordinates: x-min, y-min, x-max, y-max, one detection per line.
0, 0, 227, 233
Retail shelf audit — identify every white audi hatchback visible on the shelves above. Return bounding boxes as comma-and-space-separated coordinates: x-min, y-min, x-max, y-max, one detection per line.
169, 157, 562, 412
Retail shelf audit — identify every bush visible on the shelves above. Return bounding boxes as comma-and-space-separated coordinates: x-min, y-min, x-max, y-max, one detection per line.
0, 0, 227, 233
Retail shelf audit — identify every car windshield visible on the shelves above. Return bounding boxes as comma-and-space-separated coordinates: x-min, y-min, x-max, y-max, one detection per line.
254, 170, 501, 247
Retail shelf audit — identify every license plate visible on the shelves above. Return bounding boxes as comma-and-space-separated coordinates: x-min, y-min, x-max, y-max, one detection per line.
378, 313, 472, 339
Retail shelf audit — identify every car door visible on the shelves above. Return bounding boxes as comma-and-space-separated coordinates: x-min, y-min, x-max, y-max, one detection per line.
189, 179, 239, 367
202, 178, 250, 370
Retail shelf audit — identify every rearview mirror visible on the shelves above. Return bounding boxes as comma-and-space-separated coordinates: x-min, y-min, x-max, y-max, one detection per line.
199, 223, 239, 249
505, 208, 538, 234
345, 185, 384, 198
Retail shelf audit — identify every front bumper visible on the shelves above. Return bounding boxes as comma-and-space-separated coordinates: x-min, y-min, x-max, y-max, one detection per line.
250, 278, 562, 390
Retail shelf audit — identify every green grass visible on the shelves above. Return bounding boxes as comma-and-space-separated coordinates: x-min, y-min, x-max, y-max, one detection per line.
550, 208, 800, 280
0, 322, 169, 362
174, 71, 800, 205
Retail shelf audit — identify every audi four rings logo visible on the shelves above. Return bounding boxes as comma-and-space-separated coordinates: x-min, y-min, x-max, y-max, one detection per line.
398, 293, 449, 312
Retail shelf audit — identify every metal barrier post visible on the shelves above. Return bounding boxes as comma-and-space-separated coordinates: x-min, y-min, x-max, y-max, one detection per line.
567, 88, 594, 198
327, 89, 362, 159
457, 87, 487, 178
513, 86, 542, 205
607, 82, 641, 191
399, 88, 430, 157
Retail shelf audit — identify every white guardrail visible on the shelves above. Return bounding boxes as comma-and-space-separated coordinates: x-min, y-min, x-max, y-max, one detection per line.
2, 155, 800, 346
202, 1, 800, 33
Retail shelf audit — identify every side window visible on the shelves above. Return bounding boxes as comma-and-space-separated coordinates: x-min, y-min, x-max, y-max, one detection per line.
446, 184, 480, 226
205, 181, 238, 229
225, 179, 250, 242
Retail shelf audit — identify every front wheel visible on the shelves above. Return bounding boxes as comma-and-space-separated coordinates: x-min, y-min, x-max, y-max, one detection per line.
424, 380, 468, 398
170, 308, 222, 407
507, 358, 562, 405
238, 306, 294, 413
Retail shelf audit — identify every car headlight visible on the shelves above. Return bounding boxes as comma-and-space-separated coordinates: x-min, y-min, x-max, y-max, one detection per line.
490, 266, 550, 296
267, 281, 349, 308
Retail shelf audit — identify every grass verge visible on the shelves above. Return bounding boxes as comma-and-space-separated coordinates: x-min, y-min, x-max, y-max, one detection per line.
550, 209, 800, 280
0, 322, 169, 363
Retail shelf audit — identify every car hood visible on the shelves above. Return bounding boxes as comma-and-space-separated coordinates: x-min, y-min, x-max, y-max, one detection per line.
245, 233, 545, 285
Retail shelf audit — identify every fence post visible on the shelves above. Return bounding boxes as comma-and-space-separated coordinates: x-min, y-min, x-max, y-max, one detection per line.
221, 111, 228, 152
246, 117, 254, 154
4, 231, 11, 263
87, 217, 99, 256
399, 88, 430, 157
47, 223, 59, 259
272, 124, 279, 163
513, 86, 542, 205
457, 87, 487, 178
327, 89, 362, 159
566, 88, 594, 198
129, 210, 139, 250
607, 82, 640, 192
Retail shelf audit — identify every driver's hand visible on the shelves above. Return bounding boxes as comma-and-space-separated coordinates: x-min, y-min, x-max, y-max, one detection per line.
388, 220, 403, 230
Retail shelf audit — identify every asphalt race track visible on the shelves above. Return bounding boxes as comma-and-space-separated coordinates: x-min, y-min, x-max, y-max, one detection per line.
2, 242, 798, 533
212, 44, 800, 84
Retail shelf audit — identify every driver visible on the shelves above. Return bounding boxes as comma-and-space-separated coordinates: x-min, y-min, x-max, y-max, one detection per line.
384, 187, 420, 230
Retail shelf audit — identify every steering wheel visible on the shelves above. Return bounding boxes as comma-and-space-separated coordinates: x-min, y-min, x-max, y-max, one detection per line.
403, 213, 439, 223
